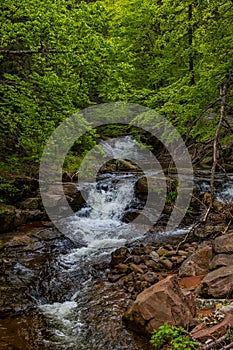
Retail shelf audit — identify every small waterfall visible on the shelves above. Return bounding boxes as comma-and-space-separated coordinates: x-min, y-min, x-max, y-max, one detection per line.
37, 137, 149, 350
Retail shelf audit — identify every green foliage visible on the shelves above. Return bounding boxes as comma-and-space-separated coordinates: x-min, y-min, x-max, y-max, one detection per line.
166, 179, 178, 204
107, 0, 233, 143
1, 0, 233, 176
0, 0, 130, 173
150, 323, 200, 350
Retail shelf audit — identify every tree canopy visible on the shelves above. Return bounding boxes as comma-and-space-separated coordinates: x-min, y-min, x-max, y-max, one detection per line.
0, 0, 233, 173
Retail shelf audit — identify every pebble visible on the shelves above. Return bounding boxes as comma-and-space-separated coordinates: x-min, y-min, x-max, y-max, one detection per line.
130, 263, 144, 274
144, 245, 153, 254
131, 247, 145, 255
143, 272, 159, 284
160, 259, 173, 270
178, 250, 189, 256
144, 259, 157, 270
149, 251, 160, 262
157, 247, 168, 256
116, 263, 130, 274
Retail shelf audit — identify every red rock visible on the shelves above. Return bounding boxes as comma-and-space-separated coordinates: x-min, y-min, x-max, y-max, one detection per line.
210, 253, 233, 270
123, 275, 196, 336
195, 265, 233, 298
179, 276, 203, 291
179, 245, 212, 277
214, 232, 233, 253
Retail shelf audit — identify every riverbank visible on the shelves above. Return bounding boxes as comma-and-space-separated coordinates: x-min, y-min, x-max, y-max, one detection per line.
107, 200, 233, 349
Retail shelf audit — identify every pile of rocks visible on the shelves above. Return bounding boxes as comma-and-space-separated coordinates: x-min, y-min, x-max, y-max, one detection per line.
108, 242, 198, 297
108, 230, 233, 348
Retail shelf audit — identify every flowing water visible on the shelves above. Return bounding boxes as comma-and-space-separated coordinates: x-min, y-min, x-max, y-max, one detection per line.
1, 137, 233, 350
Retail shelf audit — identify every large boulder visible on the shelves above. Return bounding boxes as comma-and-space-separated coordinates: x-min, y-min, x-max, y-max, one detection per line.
123, 275, 196, 336
196, 265, 233, 298
179, 244, 212, 277
213, 232, 233, 253
63, 183, 86, 211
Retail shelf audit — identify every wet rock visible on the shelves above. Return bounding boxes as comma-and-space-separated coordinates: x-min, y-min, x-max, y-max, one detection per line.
213, 232, 233, 253
63, 183, 86, 211
209, 253, 233, 270
179, 244, 212, 277
131, 246, 145, 255
110, 247, 131, 268
135, 177, 147, 194
123, 275, 196, 336
196, 265, 233, 298
32, 228, 62, 241
19, 197, 41, 210
108, 273, 125, 283
5, 234, 44, 252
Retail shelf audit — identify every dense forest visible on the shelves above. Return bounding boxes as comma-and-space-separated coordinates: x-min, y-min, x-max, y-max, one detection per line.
1, 0, 233, 175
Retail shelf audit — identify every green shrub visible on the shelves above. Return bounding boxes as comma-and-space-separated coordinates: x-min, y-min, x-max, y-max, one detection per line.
150, 323, 200, 350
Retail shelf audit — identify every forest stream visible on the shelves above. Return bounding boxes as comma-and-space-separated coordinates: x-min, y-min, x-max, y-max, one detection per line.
0, 138, 233, 350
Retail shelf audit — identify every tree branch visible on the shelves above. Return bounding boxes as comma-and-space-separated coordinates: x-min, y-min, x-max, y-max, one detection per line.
203, 82, 228, 222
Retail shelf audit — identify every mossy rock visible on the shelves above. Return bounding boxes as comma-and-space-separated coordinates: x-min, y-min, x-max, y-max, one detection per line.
0, 175, 38, 205
0, 204, 16, 233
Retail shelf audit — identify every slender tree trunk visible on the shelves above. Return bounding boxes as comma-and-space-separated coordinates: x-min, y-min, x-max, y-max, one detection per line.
188, 4, 195, 85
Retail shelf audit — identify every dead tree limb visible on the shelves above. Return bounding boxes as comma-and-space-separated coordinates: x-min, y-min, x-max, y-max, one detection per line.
202, 82, 228, 222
